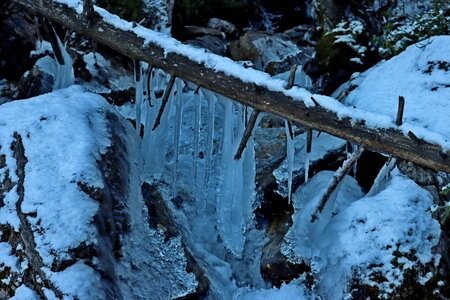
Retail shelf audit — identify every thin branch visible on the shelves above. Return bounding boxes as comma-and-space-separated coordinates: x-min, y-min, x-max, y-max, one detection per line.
311, 146, 365, 222
82, 0, 94, 27
396, 96, 405, 126
286, 65, 297, 90
152, 75, 176, 130
306, 128, 313, 153
234, 109, 260, 160
41, 18, 64, 65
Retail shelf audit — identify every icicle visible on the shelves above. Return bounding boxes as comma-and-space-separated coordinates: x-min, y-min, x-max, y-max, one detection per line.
304, 153, 310, 184
285, 119, 294, 203
193, 87, 202, 193
305, 128, 312, 184
53, 30, 74, 90
134, 60, 143, 135
353, 144, 358, 176
214, 99, 256, 258
142, 70, 174, 178
173, 79, 184, 195
367, 156, 397, 197
204, 90, 216, 195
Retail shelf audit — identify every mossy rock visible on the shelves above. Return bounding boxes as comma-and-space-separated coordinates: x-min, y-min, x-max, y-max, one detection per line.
316, 33, 358, 71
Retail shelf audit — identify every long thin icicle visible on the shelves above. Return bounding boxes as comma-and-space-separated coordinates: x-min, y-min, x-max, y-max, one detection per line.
304, 152, 310, 184
193, 88, 202, 194
285, 119, 294, 203
204, 90, 216, 198
134, 60, 143, 135
173, 79, 183, 196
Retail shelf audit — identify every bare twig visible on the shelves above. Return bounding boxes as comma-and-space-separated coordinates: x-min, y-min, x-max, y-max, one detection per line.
311, 146, 365, 222
152, 75, 176, 130
286, 65, 297, 90
234, 109, 260, 160
41, 18, 64, 65
306, 128, 313, 153
396, 96, 405, 126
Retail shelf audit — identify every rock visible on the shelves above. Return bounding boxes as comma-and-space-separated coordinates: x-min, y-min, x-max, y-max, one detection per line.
186, 35, 228, 56
265, 46, 314, 75
141, 183, 209, 298
260, 210, 311, 287
312, 0, 347, 31
0, 6, 38, 81
0, 79, 17, 104
171, 0, 251, 40
397, 160, 438, 186
17, 56, 56, 98
207, 18, 237, 38
229, 31, 302, 72
283, 25, 317, 46
184, 25, 225, 39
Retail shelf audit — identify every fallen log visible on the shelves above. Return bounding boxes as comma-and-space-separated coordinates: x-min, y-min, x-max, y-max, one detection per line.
13, 0, 450, 173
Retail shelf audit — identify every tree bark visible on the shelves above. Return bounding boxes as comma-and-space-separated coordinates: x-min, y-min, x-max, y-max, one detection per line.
13, 0, 450, 173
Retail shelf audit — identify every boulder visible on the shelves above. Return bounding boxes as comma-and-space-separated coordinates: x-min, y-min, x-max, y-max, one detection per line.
17, 56, 56, 98
186, 35, 228, 56
229, 31, 302, 72
184, 25, 225, 39
207, 18, 237, 38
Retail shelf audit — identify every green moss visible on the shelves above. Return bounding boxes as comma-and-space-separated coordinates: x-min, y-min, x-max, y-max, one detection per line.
372, 5, 450, 58
316, 32, 359, 71
96, 0, 144, 21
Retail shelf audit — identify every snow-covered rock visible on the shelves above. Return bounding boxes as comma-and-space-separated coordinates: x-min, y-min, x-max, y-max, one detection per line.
282, 169, 442, 299
0, 86, 200, 299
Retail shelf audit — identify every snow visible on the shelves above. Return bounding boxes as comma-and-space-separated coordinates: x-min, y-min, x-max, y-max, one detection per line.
83, 52, 111, 78
0, 86, 108, 262
0, 86, 110, 296
344, 35, 450, 147
11, 285, 40, 300
46, 262, 106, 300
0, 242, 19, 272
282, 169, 441, 299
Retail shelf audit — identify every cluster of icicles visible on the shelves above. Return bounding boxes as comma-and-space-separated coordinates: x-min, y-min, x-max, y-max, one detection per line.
133, 61, 312, 256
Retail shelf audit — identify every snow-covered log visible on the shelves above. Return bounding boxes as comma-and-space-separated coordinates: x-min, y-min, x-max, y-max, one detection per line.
12, 0, 450, 173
